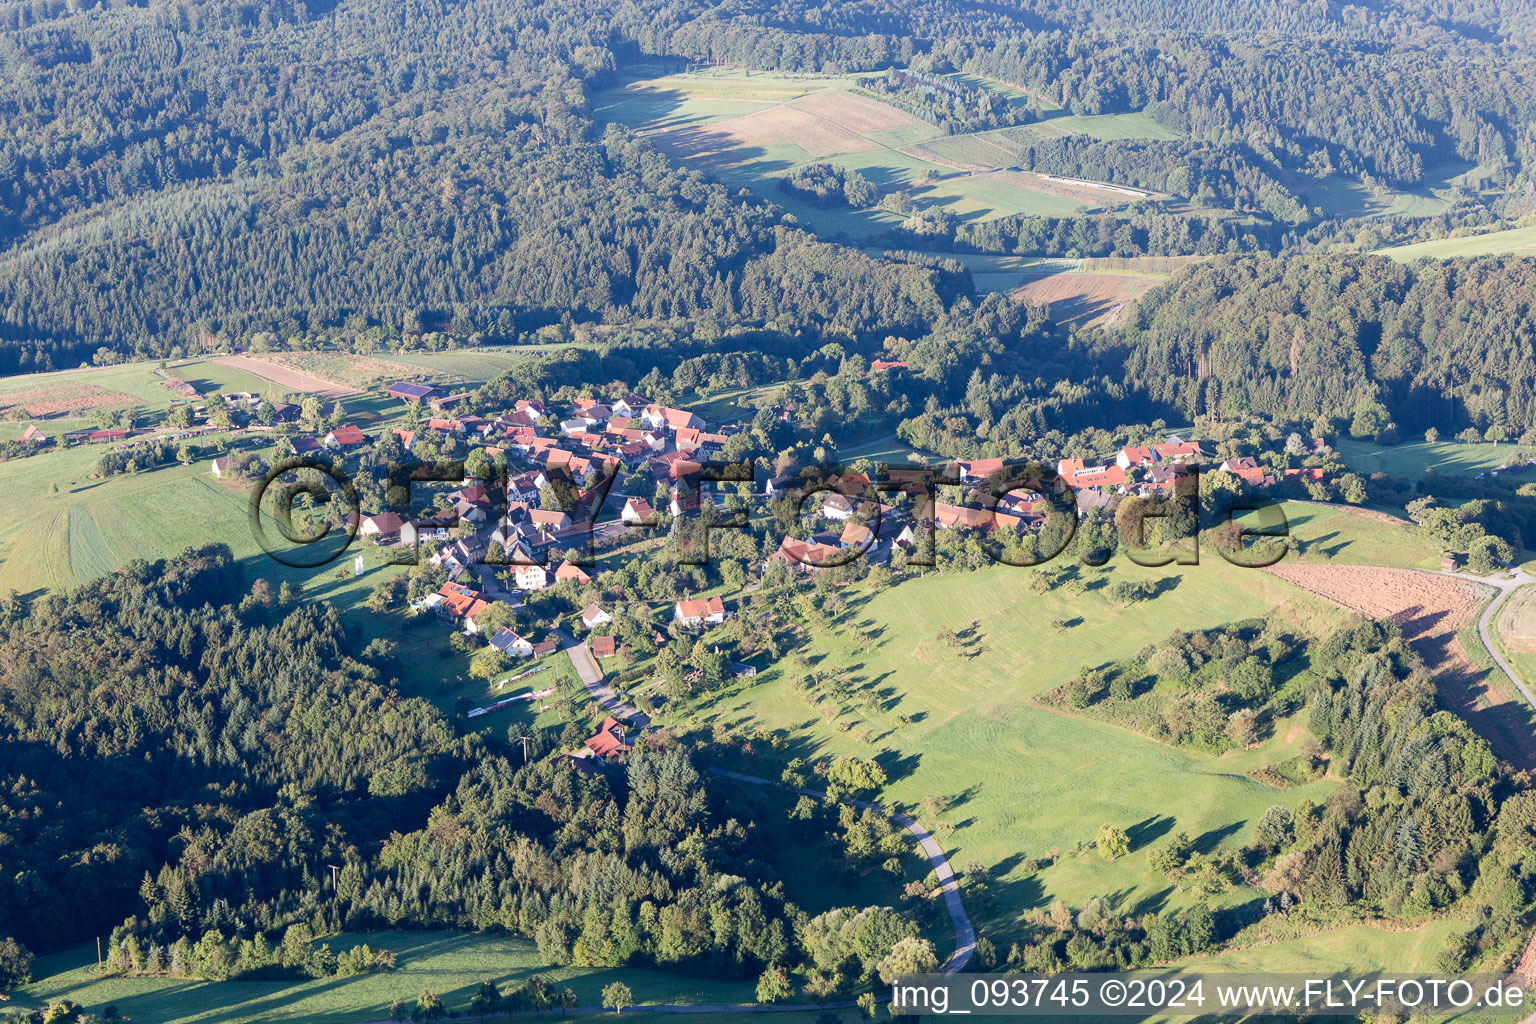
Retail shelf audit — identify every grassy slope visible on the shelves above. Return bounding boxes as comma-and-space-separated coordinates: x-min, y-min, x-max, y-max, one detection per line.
690, 503, 1439, 946
1374, 224, 1536, 261
700, 561, 1333, 930
1334, 437, 1530, 478
18, 932, 762, 1024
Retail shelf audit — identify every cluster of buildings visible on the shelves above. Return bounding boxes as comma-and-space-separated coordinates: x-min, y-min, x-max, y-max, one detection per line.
362, 383, 741, 665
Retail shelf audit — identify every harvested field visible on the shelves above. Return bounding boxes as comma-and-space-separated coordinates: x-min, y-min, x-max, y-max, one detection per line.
214, 355, 366, 397
790, 89, 928, 134
0, 383, 137, 418
1015, 271, 1158, 326
654, 106, 880, 165
907, 135, 1019, 172
1265, 564, 1536, 769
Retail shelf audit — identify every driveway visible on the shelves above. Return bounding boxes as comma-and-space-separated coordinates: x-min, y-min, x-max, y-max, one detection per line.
555, 627, 650, 728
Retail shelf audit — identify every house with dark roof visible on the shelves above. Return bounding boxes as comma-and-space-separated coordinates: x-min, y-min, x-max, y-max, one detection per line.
386, 382, 442, 404
489, 627, 535, 658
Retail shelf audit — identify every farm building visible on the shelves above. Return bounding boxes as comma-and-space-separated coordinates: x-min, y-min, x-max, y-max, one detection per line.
385, 382, 441, 404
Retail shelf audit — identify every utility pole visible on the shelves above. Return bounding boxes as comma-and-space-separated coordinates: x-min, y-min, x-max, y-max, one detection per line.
518, 735, 531, 764
327, 864, 341, 893
96, 936, 102, 969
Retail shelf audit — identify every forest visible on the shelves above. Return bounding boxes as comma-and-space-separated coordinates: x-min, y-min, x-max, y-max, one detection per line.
2, 0, 1536, 373
0, 548, 932, 994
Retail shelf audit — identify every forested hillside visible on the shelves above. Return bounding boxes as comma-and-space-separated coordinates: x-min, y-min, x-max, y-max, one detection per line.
3, 0, 1536, 375
1108, 254, 1536, 433
0, 549, 914, 985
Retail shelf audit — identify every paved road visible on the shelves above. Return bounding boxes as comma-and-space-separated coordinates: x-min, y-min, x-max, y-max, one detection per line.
555, 627, 650, 726
1427, 566, 1536, 710
708, 766, 975, 975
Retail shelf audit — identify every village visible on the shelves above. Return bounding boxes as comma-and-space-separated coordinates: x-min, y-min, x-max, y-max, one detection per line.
15, 365, 1378, 780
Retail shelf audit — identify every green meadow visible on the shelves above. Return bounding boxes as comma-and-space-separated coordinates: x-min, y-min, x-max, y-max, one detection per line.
16, 932, 764, 1024
1374, 224, 1536, 261
696, 561, 1338, 936
1333, 436, 1530, 479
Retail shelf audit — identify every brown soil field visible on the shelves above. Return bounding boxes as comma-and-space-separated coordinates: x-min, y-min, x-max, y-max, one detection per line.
789, 89, 929, 134
0, 384, 137, 418
1265, 564, 1536, 770
1014, 272, 1158, 327
215, 355, 365, 397
655, 105, 879, 164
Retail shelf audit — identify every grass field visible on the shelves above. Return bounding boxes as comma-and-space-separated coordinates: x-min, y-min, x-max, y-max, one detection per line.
1262, 500, 1438, 569
593, 67, 1179, 243
1333, 436, 1530, 478
696, 559, 1344, 938
1374, 224, 1536, 261
687, 501, 1443, 951
16, 932, 763, 1024
0, 423, 474, 696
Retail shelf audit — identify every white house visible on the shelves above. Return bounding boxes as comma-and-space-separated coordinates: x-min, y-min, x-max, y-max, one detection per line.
581, 604, 613, 630
513, 564, 551, 591
674, 595, 727, 628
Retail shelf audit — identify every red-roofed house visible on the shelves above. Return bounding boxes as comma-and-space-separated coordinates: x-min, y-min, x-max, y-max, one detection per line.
555, 560, 592, 585
956, 457, 1005, 482
769, 536, 844, 571
1153, 439, 1206, 462
592, 636, 617, 659
674, 595, 727, 628
1116, 446, 1158, 469
361, 512, 405, 539
437, 582, 493, 632
585, 716, 633, 760
324, 425, 366, 449
641, 405, 704, 432
1218, 457, 1277, 488
621, 497, 657, 525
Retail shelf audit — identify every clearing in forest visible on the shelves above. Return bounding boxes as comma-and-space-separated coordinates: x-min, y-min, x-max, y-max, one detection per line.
594, 68, 1174, 241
